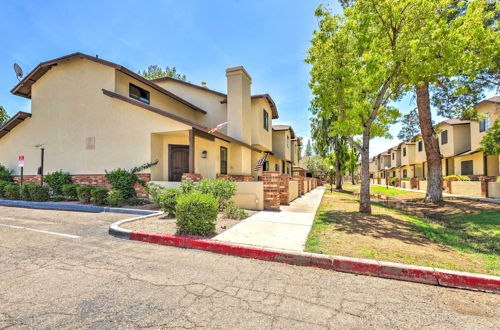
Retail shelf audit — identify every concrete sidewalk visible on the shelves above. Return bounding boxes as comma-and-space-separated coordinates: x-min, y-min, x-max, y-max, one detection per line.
213, 187, 325, 251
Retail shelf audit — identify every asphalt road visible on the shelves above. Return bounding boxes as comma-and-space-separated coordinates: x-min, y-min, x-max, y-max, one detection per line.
0, 206, 498, 329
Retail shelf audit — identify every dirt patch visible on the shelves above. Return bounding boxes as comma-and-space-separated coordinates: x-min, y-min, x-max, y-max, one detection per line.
404, 198, 500, 221
121, 210, 257, 238
307, 193, 499, 275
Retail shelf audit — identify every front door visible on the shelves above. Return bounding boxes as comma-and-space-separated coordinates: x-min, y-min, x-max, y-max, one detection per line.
169, 145, 189, 181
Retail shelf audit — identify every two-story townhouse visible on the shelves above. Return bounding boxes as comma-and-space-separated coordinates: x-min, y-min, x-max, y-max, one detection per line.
399, 142, 416, 178
413, 135, 428, 178
389, 145, 402, 178
453, 96, 499, 176
0, 52, 300, 187
433, 119, 471, 176
269, 125, 295, 175
369, 157, 378, 178
377, 152, 391, 179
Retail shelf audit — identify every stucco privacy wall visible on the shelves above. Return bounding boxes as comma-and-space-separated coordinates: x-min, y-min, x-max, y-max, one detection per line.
0, 58, 192, 176
450, 181, 482, 197
289, 180, 299, 202
231, 181, 264, 210
488, 182, 500, 199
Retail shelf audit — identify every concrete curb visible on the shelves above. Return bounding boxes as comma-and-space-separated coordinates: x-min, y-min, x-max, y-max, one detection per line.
0, 199, 157, 215
109, 218, 499, 294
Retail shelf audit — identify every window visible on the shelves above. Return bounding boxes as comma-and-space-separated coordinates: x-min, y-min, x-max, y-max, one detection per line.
403, 147, 406, 157
418, 141, 423, 152
392, 153, 395, 160
263, 161, 269, 171
282, 160, 285, 174
220, 147, 228, 175
287, 135, 290, 148
441, 130, 448, 145
479, 113, 490, 132
263, 110, 269, 131
287, 167, 290, 175
275, 164, 279, 171
129, 83, 150, 104
403, 169, 407, 177
461, 160, 473, 175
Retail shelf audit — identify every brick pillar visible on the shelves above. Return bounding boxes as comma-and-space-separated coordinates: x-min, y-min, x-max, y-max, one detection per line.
263, 171, 281, 210
279, 174, 290, 205
181, 173, 203, 182
480, 176, 495, 198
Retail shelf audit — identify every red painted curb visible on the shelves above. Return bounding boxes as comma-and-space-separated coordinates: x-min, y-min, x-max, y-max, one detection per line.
435, 269, 500, 292
127, 231, 499, 293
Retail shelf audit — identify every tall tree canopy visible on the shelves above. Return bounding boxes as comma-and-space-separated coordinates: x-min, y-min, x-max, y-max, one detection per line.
138, 65, 187, 81
0, 106, 10, 126
304, 139, 313, 157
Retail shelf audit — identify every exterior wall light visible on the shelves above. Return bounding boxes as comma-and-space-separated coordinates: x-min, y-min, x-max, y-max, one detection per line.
201, 150, 208, 158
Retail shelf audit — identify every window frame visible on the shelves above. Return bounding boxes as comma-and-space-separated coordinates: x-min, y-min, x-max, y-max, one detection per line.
220, 147, 228, 175
441, 130, 448, 145
418, 141, 423, 152
263, 161, 270, 171
479, 113, 490, 132
263, 110, 269, 131
129, 83, 150, 104
403, 147, 406, 157
461, 160, 473, 175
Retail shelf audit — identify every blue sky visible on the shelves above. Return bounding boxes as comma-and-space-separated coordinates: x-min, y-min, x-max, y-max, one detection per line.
0, 1, 492, 157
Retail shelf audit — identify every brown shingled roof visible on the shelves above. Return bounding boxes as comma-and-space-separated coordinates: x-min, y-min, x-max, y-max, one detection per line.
476, 95, 500, 106
0, 111, 31, 139
272, 124, 295, 138
437, 118, 471, 126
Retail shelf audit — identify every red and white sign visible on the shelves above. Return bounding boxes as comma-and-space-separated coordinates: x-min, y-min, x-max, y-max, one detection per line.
18, 155, 25, 168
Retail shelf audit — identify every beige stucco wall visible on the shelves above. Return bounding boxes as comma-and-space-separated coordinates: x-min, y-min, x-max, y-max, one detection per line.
453, 152, 484, 176
471, 102, 500, 151
289, 180, 299, 202
400, 165, 414, 178
488, 182, 500, 199
291, 140, 300, 166
390, 149, 401, 169
415, 138, 426, 163
401, 144, 416, 166
272, 130, 292, 162
452, 125, 471, 155
401, 180, 411, 189
451, 181, 482, 197
231, 181, 264, 210
419, 180, 427, 191
250, 98, 273, 151
0, 58, 194, 176
154, 80, 228, 132
226, 67, 252, 145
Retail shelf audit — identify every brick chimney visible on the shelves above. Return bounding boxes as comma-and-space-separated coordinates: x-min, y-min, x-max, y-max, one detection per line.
226, 66, 252, 144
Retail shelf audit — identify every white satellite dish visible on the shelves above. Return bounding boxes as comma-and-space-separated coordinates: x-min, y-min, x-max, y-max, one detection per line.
14, 63, 24, 81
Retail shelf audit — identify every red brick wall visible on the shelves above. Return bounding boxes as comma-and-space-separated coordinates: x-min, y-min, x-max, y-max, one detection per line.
263, 171, 280, 211
216, 174, 254, 182
13, 175, 41, 185
181, 173, 203, 182
292, 175, 304, 195
279, 174, 290, 205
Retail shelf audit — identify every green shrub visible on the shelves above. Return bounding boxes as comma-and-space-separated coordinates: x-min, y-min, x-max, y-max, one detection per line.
105, 168, 137, 199
0, 164, 13, 182
224, 203, 249, 220
107, 189, 124, 207
179, 180, 195, 194
26, 184, 50, 202
20, 184, 31, 201
196, 178, 236, 210
401, 177, 411, 181
125, 197, 149, 206
497, 177, 500, 182
44, 170, 72, 195
443, 175, 471, 181
3, 184, 20, 200
159, 188, 181, 217
90, 187, 109, 206
76, 185, 93, 203
62, 184, 79, 200
389, 177, 396, 185
144, 183, 165, 206
176, 193, 218, 236
51, 195, 67, 202
0, 180, 11, 197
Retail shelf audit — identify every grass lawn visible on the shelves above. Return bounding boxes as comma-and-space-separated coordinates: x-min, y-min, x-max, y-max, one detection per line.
338, 183, 421, 197
306, 191, 499, 275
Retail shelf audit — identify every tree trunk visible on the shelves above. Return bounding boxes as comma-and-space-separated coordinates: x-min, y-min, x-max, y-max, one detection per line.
351, 168, 356, 185
415, 82, 443, 203
359, 131, 371, 213
335, 157, 342, 189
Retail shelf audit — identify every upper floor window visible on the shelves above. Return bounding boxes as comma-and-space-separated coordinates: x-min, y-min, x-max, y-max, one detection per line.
441, 130, 448, 145
403, 147, 406, 157
392, 153, 395, 160
479, 113, 490, 132
129, 83, 150, 104
287, 135, 290, 148
263, 110, 269, 131
418, 141, 423, 152
263, 161, 270, 171
220, 147, 228, 175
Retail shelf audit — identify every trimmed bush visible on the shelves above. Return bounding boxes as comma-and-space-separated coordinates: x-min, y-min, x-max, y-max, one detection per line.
3, 184, 20, 200
196, 178, 236, 210
76, 185, 93, 203
176, 193, 218, 236
20, 184, 31, 201
44, 170, 72, 195
105, 168, 137, 199
26, 184, 50, 202
107, 189, 124, 207
497, 177, 500, 182
224, 203, 249, 220
159, 188, 181, 217
125, 197, 149, 206
444, 175, 471, 181
389, 177, 396, 185
62, 184, 79, 200
51, 195, 67, 202
179, 180, 195, 194
0, 180, 11, 197
401, 177, 411, 181
0, 164, 13, 182
90, 187, 109, 206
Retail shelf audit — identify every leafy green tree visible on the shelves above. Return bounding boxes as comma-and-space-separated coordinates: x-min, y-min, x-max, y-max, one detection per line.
304, 139, 313, 157
0, 106, 10, 126
346, 147, 359, 185
306, 4, 403, 213
138, 65, 187, 81
479, 121, 500, 156
398, 108, 436, 142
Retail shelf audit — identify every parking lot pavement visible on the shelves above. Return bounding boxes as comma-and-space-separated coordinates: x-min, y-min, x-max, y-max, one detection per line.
0, 206, 499, 329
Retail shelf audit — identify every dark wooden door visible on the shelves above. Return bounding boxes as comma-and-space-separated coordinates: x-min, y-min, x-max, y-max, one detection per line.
169, 145, 189, 181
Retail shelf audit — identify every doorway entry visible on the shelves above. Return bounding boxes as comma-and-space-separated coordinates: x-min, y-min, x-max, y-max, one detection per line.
169, 145, 189, 181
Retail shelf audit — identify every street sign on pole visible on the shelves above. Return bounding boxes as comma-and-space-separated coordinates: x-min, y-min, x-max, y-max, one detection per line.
18, 155, 25, 168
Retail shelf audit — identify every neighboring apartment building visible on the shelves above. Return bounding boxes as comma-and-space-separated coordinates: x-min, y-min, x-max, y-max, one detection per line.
0, 52, 302, 185
369, 96, 499, 181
